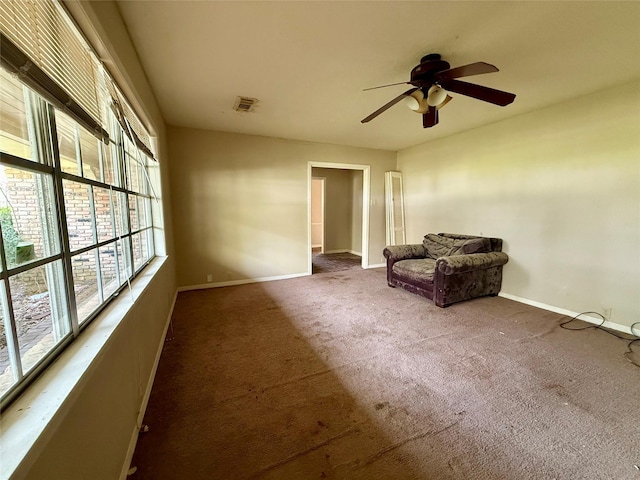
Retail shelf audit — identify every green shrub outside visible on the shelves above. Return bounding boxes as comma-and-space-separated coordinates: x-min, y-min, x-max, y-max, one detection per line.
0, 206, 20, 266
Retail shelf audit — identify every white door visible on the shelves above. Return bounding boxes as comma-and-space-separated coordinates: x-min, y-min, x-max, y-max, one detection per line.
385, 171, 406, 245
311, 177, 325, 252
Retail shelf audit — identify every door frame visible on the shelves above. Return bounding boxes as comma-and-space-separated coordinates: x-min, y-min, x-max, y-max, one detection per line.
307, 162, 371, 274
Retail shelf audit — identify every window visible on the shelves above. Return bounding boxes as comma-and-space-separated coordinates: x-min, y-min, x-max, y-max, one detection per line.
0, 56, 155, 405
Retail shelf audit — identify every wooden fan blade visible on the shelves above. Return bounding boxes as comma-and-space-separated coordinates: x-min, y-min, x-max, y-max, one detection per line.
363, 81, 412, 91
422, 106, 438, 128
435, 62, 499, 81
439, 79, 515, 106
361, 88, 419, 123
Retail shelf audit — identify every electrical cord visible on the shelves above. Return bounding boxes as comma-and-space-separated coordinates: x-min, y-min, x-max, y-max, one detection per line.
625, 322, 640, 365
559, 311, 606, 330
560, 313, 640, 367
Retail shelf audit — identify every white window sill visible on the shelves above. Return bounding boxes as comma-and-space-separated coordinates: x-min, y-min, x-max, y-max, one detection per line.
0, 255, 168, 479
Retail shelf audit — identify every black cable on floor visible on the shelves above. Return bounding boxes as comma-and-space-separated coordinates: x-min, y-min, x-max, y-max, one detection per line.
560, 313, 639, 367
625, 322, 640, 366
560, 311, 606, 330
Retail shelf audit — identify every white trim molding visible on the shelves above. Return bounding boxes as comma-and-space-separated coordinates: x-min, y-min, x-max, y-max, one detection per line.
178, 272, 308, 292
499, 292, 631, 334
365, 263, 385, 269
319, 249, 363, 257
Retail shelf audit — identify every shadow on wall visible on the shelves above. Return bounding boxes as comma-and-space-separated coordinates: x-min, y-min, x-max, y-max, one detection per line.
175, 183, 308, 286
181, 250, 307, 288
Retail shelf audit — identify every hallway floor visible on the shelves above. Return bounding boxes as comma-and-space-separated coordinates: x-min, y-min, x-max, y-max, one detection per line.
312, 250, 362, 274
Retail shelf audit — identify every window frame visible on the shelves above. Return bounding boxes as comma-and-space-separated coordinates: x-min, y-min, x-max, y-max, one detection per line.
0, 71, 156, 409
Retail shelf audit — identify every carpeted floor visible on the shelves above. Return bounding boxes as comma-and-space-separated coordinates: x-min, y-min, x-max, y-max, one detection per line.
312, 251, 362, 274
131, 268, 640, 479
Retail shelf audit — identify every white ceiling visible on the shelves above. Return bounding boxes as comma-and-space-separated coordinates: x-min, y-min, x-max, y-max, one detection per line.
116, 1, 640, 152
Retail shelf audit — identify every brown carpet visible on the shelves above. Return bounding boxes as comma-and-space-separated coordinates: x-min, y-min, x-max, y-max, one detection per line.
312, 252, 362, 274
131, 268, 640, 479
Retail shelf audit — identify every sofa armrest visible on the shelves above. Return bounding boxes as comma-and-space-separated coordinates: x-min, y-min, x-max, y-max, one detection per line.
383, 244, 426, 262
436, 252, 509, 275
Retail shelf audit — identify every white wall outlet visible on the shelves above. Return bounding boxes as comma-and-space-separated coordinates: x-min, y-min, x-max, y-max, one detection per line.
206, 274, 213, 283
603, 307, 612, 320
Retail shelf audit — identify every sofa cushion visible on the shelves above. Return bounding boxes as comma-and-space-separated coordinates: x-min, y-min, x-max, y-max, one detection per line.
447, 237, 491, 255
423, 234, 456, 259
393, 258, 437, 282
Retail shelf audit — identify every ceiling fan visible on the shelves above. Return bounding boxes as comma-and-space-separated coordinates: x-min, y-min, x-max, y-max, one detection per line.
361, 53, 516, 128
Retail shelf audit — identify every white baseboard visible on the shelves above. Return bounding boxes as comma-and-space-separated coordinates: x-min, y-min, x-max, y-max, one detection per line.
365, 263, 385, 269
178, 272, 308, 292
498, 292, 631, 334
311, 244, 322, 248
120, 290, 178, 480
323, 249, 362, 256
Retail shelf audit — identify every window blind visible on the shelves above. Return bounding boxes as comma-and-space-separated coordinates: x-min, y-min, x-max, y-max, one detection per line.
0, 0, 105, 138
105, 77, 155, 159
0, 0, 156, 159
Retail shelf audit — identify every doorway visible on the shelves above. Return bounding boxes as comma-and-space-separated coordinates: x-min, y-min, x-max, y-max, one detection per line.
307, 162, 370, 275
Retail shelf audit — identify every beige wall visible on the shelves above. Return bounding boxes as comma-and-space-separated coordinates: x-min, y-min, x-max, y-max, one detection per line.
9, 2, 177, 479
169, 128, 395, 286
312, 168, 353, 253
397, 80, 640, 329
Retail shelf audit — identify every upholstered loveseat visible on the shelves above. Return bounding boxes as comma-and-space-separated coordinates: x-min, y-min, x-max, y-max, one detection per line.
383, 233, 508, 307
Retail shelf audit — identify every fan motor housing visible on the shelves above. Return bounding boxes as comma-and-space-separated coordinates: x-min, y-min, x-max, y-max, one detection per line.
411, 58, 450, 84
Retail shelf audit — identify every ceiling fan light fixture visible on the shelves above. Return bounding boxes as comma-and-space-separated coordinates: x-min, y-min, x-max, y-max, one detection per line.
404, 90, 429, 114
436, 95, 453, 110
427, 85, 448, 107
404, 95, 420, 111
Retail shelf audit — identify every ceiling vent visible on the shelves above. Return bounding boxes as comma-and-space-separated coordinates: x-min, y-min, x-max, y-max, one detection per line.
233, 96, 259, 112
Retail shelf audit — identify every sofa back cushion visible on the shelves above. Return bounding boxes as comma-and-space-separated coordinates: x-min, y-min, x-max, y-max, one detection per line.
423, 234, 492, 259
448, 237, 492, 255
423, 234, 455, 259
439, 233, 502, 252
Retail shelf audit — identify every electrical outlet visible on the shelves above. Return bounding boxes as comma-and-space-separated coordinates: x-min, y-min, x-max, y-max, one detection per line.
207, 274, 213, 283
603, 307, 612, 320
